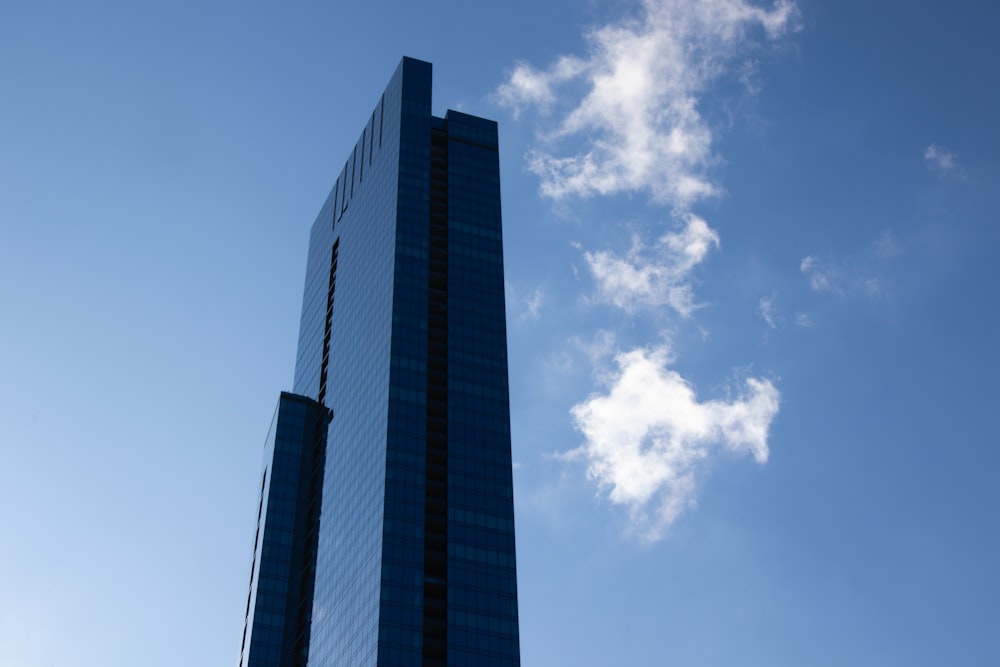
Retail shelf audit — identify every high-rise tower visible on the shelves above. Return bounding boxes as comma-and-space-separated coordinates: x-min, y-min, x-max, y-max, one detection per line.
239, 57, 520, 667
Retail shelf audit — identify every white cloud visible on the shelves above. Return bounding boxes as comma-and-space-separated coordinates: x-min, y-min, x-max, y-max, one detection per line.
861, 277, 883, 298
506, 282, 546, 323
582, 214, 720, 315
758, 296, 814, 331
565, 345, 780, 542
577, 329, 619, 368
497, 0, 797, 206
523, 286, 544, 321
924, 143, 958, 172
496, 56, 588, 118
801, 233, 903, 300
800, 255, 839, 294
794, 312, 814, 328
758, 294, 778, 328
542, 329, 620, 378
873, 231, 904, 259
501, 0, 792, 540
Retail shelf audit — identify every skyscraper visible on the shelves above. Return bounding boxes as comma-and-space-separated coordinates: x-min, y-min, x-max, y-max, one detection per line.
239, 57, 520, 667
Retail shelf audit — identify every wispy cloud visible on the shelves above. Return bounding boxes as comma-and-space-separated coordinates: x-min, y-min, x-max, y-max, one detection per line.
576, 329, 620, 369
566, 344, 780, 542
497, 56, 588, 118
794, 312, 814, 328
873, 230, 904, 259
506, 282, 547, 323
758, 294, 778, 328
497, 0, 797, 205
924, 143, 958, 172
523, 286, 544, 321
800, 255, 839, 294
580, 214, 719, 315
801, 231, 904, 299
759, 294, 815, 330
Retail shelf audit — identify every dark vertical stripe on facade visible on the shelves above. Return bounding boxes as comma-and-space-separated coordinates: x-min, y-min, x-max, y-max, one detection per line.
359, 129, 365, 182
422, 123, 449, 667
340, 161, 349, 219
318, 240, 339, 406
379, 93, 385, 148
350, 146, 357, 199
293, 400, 330, 667
332, 177, 339, 227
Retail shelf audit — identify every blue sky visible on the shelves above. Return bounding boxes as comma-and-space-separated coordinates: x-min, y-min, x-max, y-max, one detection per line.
1, 0, 998, 665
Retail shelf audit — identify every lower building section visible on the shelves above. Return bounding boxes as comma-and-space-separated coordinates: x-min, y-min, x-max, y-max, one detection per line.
240, 392, 330, 667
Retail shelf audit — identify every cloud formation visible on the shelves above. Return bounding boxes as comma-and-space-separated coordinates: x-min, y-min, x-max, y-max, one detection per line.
497, 0, 797, 206
581, 214, 720, 315
566, 345, 780, 541
801, 231, 904, 299
924, 144, 957, 172
500, 0, 793, 541
759, 294, 814, 330
758, 294, 778, 328
800, 255, 839, 294
506, 282, 546, 323
523, 287, 544, 320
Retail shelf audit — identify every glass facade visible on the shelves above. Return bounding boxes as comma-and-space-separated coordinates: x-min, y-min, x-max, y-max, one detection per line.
241, 57, 520, 667
240, 393, 331, 667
